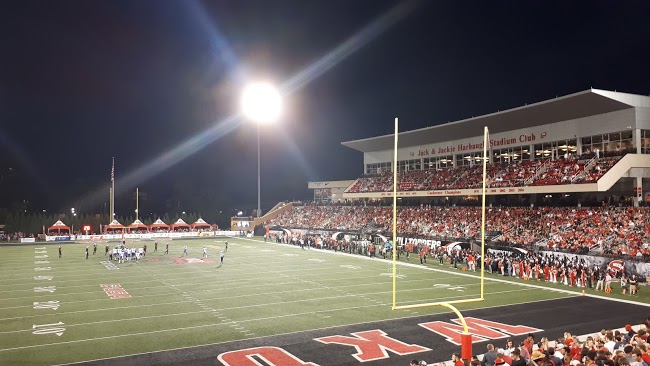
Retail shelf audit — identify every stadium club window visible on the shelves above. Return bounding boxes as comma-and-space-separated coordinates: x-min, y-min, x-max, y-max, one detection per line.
643, 130, 650, 154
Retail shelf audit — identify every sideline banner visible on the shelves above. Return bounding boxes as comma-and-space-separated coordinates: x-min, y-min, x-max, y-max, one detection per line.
20, 238, 36, 243
45, 231, 238, 242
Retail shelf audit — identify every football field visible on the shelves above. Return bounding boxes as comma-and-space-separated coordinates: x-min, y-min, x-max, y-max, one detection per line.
0, 238, 647, 366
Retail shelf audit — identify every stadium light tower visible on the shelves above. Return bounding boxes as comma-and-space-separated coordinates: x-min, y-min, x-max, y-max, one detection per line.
241, 82, 282, 218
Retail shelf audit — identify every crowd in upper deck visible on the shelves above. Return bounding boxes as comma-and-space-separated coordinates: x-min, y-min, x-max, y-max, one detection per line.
346, 156, 623, 193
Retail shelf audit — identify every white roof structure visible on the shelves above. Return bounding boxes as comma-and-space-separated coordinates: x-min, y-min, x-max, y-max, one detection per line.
193, 218, 209, 224
172, 218, 189, 225
106, 220, 124, 229
342, 89, 650, 153
129, 219, 148, 228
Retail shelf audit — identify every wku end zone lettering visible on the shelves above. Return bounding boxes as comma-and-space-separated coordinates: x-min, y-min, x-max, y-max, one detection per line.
218, 346, 319, 366
216, 318, 540, 365
315, 330, 430, 362
419, 317, 542, 345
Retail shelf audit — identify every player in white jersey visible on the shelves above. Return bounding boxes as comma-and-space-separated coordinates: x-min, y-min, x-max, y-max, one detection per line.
203, 246, 207, 258
218, 250, 225, 267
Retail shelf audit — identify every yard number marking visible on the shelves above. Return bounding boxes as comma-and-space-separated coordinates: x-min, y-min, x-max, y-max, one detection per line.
33, 301, 60, 310
34, 286, 56, 293
340, 265, 361, 270
32, 322, 66, 336
433, 284, 465, 292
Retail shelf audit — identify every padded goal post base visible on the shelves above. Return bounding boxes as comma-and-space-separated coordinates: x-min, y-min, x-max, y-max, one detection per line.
461, 333, 472, 360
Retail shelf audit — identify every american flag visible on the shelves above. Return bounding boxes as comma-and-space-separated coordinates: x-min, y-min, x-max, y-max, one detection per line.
111, 158, 114, 182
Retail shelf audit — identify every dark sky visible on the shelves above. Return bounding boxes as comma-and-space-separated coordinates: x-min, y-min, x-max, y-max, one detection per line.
1, 0, 650, 217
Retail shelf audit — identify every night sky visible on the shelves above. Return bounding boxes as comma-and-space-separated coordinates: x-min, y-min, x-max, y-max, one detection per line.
1, 0, 649, 218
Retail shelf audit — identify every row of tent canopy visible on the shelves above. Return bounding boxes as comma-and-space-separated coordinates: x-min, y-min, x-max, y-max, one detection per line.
47, 218, 215, 233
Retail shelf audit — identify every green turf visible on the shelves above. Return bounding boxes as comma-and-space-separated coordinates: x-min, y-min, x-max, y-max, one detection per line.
0, 237, 646, 365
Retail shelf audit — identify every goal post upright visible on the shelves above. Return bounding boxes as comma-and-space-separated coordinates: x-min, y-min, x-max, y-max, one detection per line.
480, 126, 489, 300
389, 125, 491, 360
392, 117, 398, 310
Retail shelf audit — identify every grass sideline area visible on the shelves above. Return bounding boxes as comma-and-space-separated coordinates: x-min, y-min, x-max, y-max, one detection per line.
0, 237, 647, 365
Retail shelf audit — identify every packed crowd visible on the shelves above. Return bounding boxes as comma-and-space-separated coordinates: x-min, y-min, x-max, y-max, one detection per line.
0, 232, 33, 242
471, 318, 650, 366
266, 231, 649, 365
268, 205, 650, 256
346, 157, 622, 193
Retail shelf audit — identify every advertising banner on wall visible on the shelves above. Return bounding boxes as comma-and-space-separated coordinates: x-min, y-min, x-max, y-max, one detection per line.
45, 231, 239, 242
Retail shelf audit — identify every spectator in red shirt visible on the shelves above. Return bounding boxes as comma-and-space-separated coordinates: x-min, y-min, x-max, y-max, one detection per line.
452, 353, 465, 366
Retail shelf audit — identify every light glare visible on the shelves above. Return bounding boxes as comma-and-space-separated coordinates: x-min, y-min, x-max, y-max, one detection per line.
241, 82, 282, 123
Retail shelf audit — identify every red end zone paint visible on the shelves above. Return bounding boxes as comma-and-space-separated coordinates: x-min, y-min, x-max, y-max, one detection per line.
100, 284, 131, 299
217, 318, 540, 364
218, 346, 319, 366
419, 317, 542, 345
315, 330, 430, 362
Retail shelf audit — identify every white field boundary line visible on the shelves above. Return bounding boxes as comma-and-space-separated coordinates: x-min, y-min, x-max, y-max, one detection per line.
238, 237, 650, 308
51, 295, 569, 366
0, 287, 542, 353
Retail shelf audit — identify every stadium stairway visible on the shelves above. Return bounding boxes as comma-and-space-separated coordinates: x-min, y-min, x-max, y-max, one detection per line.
252, 201, 294, 228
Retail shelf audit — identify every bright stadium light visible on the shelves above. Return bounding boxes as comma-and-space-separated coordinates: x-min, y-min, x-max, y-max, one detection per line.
241, 81, 282, 219
241, 82, 282, 124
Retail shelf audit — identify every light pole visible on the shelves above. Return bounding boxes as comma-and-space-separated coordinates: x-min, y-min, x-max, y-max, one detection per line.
241, 82, 282, 218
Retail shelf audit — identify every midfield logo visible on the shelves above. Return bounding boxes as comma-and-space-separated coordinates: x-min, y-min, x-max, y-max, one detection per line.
217, 317, 542, 365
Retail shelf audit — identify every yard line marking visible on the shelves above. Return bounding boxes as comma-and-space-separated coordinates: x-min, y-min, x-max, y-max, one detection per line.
0, 309, 216, 335
21, 299, 572, 358
0, 277, 397, 312
133, 260, 258, 339
1, 270, 470, 301
0, 262, 420, 289
0, 286, 547, 352
0, 289, 181, 302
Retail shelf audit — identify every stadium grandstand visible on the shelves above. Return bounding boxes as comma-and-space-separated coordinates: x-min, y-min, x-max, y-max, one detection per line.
261, 89, 650, 263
